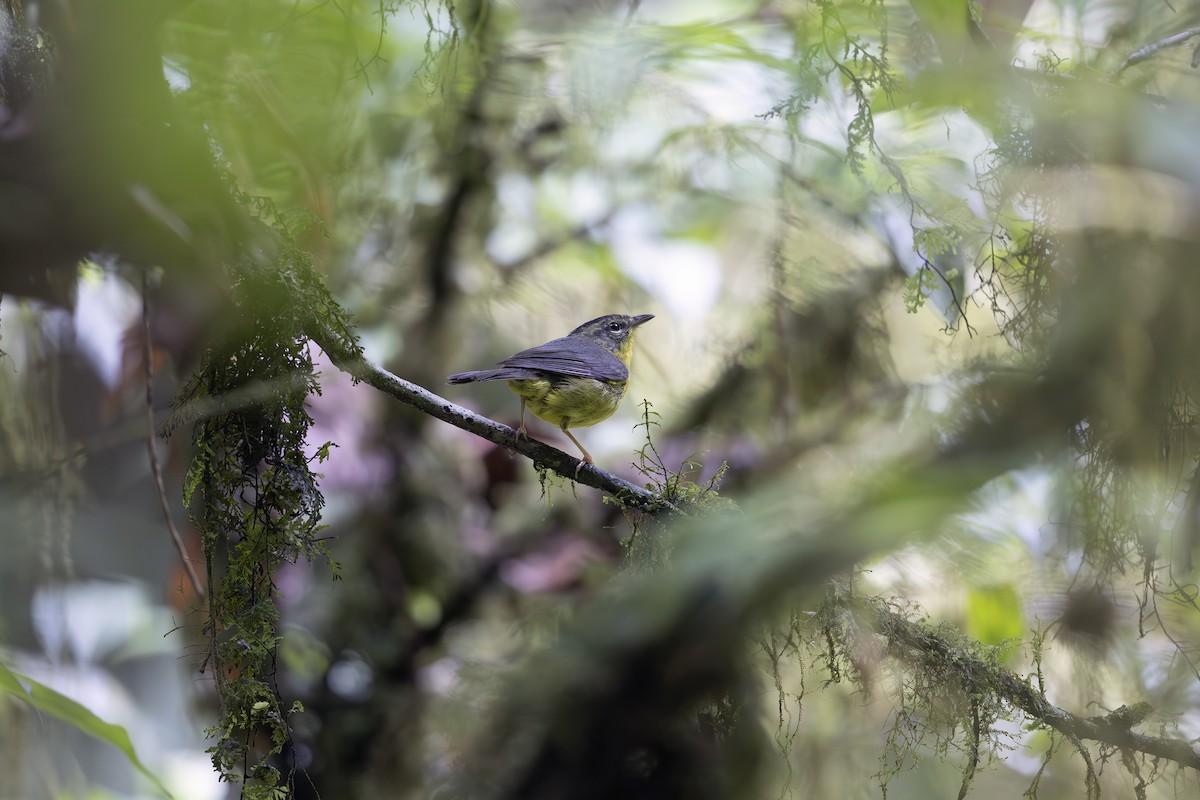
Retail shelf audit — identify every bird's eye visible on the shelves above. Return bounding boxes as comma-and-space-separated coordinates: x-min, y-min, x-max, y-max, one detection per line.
608, 321, 622, 332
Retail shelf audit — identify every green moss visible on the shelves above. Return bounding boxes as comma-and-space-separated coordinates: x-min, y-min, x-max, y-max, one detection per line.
177, 246, 359, 796
767, 588, 1029, 799
618, 400, 739, 568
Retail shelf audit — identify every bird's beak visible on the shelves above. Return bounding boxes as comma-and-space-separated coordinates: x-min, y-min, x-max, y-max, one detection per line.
631, 314, 655, 328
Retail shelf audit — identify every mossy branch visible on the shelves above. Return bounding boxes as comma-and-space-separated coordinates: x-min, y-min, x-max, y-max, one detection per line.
874, 604, 1200, 772
308, 323, 670, 513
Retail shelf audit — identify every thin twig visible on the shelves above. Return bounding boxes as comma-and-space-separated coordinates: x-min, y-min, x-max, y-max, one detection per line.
1113, 27, 1200, 77
496, 210, 617, 280
142, 272, 206, 600
622, 0, 642, 27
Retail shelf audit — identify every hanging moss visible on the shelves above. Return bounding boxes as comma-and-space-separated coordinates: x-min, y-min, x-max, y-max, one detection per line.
177, 247, 359, 797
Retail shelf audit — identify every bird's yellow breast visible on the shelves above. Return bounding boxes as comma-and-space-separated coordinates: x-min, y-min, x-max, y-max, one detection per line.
507, 377, 627, 428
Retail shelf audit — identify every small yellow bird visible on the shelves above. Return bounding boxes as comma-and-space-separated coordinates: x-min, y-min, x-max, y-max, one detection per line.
448, 313, 655, 468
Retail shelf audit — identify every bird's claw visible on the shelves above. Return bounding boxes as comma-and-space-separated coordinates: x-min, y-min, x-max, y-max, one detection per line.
574, 455, 593, 479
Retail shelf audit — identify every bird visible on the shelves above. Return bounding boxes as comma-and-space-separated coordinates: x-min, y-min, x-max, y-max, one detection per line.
448, 313, 655, 470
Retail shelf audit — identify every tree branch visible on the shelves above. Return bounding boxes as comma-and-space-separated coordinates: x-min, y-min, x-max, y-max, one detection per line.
1113, 27, 1200, 78
143, 274, 205, 600
874, 604, 1200, 771
307, 324, 670, 513
495, 210, 617, 280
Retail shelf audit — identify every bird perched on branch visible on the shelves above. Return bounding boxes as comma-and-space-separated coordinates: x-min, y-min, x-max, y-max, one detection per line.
448, 313, 654, 470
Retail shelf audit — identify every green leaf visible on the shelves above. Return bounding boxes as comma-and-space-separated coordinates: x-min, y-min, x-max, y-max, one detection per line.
0, 661, 173, 798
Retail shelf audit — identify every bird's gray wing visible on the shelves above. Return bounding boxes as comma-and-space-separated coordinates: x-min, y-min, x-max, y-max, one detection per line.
498, 337, 628, 382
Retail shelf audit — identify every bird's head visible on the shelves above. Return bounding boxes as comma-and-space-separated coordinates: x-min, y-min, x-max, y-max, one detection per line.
568, 313, 655, 363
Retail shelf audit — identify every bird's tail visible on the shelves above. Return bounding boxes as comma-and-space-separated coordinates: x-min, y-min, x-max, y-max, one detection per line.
447, 368, 537, 384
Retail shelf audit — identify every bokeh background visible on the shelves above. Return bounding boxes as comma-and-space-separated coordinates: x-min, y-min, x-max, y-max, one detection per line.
3, 0, 1200, 798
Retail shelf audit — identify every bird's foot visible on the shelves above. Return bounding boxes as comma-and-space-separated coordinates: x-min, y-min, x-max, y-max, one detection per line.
574, 454, 593, 479
515, 424, 528, 441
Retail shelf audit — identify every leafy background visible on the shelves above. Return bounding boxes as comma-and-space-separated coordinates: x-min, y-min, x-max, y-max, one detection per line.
2, 0, 1200, 798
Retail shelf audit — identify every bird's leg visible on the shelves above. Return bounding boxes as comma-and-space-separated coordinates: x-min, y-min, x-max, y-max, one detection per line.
560, 421, 593, 477
516, 397, 528, 441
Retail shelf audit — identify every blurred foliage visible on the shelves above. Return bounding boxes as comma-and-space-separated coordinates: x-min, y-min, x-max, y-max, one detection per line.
2, 0, 1200, 799
0, 661, 169, 795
